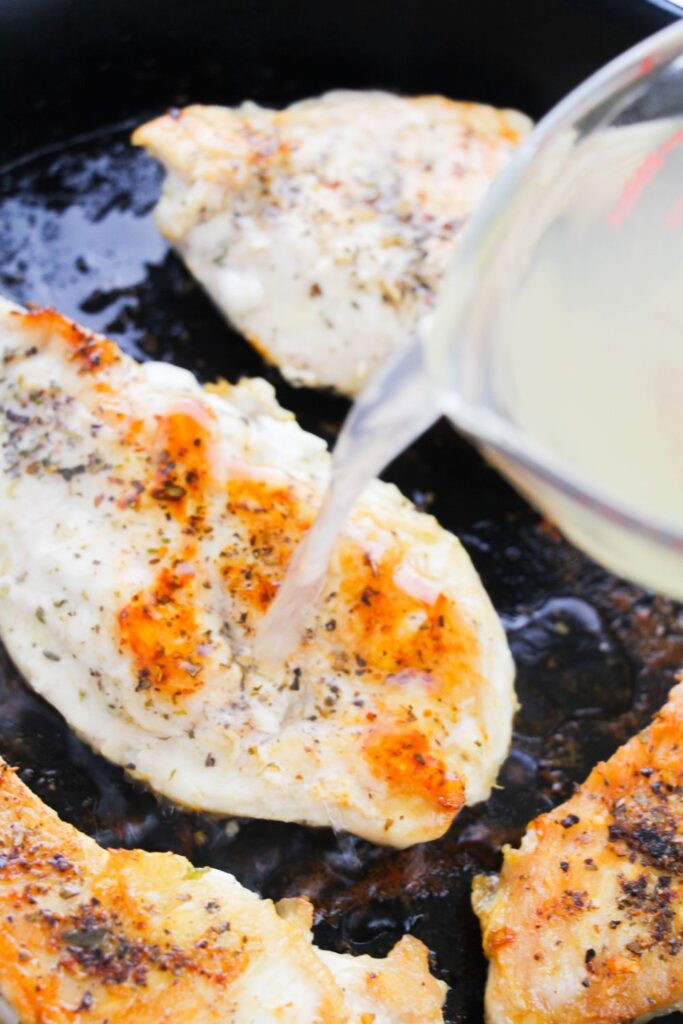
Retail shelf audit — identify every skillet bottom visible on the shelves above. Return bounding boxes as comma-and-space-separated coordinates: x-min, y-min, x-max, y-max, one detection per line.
0, 125, 682, 1024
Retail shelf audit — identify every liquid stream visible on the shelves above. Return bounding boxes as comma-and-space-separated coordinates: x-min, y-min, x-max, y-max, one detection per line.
254, 338, 436, 665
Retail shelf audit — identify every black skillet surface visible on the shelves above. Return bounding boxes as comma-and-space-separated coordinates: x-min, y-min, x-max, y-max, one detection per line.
1, 1, 683, 1020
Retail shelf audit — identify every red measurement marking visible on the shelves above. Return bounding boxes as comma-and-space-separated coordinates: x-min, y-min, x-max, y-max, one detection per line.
606, 127, 683, 228
665, 190, 683, 229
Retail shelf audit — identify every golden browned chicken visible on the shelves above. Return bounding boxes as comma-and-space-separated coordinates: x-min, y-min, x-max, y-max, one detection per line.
134, 91, 531, 396
473, 680, 683, 1024
0, 755, 446, 1023
0, 297, 514, 848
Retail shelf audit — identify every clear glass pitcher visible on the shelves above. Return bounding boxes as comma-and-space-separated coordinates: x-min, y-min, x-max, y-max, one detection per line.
426, 18, 683, 600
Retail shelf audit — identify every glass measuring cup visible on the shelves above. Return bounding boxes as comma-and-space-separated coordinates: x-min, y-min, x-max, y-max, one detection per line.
426, 17, 683, 600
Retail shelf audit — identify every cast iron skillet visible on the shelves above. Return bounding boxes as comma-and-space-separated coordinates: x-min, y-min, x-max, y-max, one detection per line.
1, 1, 682, 1020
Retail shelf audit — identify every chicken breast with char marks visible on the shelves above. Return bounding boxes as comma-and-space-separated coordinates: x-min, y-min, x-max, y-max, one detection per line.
133, 91, 531, 395
0, 298, 514, 847
474, 680, 683, 1024
0, 755, 446, 1023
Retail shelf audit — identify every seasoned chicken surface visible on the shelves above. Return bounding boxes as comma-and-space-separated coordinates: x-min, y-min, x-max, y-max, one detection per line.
0, 298, 514, 847
473, 680, 683, 1024
133, 91, 531, 395
0, 755, 446, 1023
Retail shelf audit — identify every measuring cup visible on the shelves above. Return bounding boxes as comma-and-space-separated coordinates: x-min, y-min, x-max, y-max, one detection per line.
425, 17, 683, 600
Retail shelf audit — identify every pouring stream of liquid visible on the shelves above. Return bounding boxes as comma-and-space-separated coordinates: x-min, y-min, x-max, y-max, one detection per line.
253, 337, 437, 666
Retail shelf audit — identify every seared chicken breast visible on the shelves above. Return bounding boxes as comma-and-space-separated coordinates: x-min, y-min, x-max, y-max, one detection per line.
473, 680, 683, 1024
0, 755, 446, 1023
0, 298, 514, 847
133, 91, 531, 395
